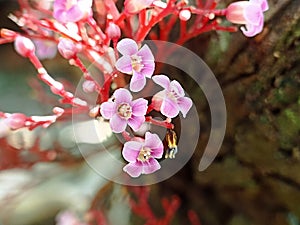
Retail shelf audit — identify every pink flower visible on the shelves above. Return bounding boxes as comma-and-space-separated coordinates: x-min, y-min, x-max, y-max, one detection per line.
33, 39, 57, 60
122, 132, 163, 177
53, 0, 93, 23
152, 75, 193, 118
226, 0, 269, 37
100, 88, 148, 133
124, 0, 154, 14
115, 38, 155, 92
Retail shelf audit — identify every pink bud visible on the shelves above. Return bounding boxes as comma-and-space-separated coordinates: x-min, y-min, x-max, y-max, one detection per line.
1, 29, 17, 39
0, 120, 10, 138
106, 22, 121, 41
124, 0, 154, 14
179, 9, 191, 21
53, 107, 64, 116
82, 80, 97, 93
5, 113, 27, 130
14, 36, 35, 58
57, 38, 77, 59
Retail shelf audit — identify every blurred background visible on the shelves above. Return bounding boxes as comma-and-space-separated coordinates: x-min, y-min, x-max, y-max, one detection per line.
0, 0, 300, 225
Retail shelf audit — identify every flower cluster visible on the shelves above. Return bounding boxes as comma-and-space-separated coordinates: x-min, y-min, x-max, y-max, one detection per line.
100, 39, 193, 177
0, 0, 268, 177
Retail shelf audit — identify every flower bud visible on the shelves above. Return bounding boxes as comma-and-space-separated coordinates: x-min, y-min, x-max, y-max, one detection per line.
82, 80, 97, 93
1, 28, 17, 39
124, 0, 154, 14
57, 38, 77, 59
5, 113, 27, 130
14, 36, 35, 58
106, 22, 121, 41
179, 9, 191, 21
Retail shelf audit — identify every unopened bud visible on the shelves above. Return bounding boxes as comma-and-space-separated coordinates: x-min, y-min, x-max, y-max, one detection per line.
53, 107, 64, 116
1, 28, 17, 39
5, 113, 27, 130
106, 22, 121, 41
57, 38, 77, 59
124, 0, 154, 14
179, 9, 191, 21
14, 36, 35, 58
82, 80, 97, 93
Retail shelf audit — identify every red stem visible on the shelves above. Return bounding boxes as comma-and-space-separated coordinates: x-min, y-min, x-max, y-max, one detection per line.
135, 0, 177, 42
145, 116, 174, 129
72, 55, 102, 91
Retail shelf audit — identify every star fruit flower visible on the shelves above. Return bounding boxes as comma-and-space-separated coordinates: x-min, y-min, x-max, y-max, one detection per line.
115, 38, 155, 92
226, 0, 269, 37
53, 0, 93, 23
122, 132, 164, 177
152, 75, 193, 118
100, 88, 148, 133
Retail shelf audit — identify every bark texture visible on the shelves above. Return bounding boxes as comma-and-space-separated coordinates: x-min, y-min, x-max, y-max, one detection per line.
163, 1, 300, 225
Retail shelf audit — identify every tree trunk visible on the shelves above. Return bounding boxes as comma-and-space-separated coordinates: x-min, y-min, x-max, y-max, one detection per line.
163, 1, 300, 225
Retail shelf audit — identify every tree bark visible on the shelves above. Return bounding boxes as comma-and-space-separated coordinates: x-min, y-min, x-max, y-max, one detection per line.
163, 1, 300, 225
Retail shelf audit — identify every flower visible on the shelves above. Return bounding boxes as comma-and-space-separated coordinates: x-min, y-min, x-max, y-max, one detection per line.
33, 39, 57, 60
152, 75, 193, 118
53, 0, 93, 23
115, 38, 155, 92
122, 132, 163, 177
226, 0, 269, 37
124, 0, 154, 14
100, 88, 148, 133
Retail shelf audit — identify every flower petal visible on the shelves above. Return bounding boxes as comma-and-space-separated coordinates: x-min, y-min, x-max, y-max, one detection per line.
161, 98, 179, 118
122, 141, 143, 162
170, 80, 185, 97
177, 96, 193, 118
117, 38, 138, 56
115, 55, 133, 74
128, 115, 145, 131
131, 98, 148, 116
244, 3, 263, 26
137, 44, 154, 61
241, 19, 263, 37
67, 6, 85, 22
144, 132, 163, 158
100, 102, 116, 119
130, 72, 146, 92
114, 88, 132, 104
53, 10, 67, 23
152, 75, 170, 89
141, 62, 155, 78
123, 161, 143, 177
142, 158, 161, 174
250, 0, 269, 11
110, 114, 127, 133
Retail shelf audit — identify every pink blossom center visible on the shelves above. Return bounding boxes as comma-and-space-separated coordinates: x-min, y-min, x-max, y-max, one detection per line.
137, 147, 151, 162
167, 86, 181, 101
131, 54, 144, 72
118, 103, 132, 119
